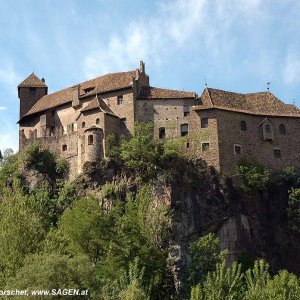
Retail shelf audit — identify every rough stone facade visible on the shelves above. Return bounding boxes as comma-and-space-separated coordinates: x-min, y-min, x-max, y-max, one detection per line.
18, 62, 300, 178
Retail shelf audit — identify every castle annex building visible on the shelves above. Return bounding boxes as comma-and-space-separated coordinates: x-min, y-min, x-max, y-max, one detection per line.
18, 62, 300, 178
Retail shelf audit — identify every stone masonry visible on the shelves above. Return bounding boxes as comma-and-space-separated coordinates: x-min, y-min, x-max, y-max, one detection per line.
18, 62, 300, 178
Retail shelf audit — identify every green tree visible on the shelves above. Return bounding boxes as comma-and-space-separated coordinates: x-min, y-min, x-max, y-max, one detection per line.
6, 253, 97, 299
188, 233, 228, 286
287, 187, 300, 232
0, 182, 44, 284
120, 123, 159, 181
0, 149, 18, 189
191, 261, 244, 300
237, 159, 270, 192
22, 142, 68, 184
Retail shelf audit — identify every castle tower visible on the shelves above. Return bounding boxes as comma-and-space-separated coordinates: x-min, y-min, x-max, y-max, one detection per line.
18, 73, 48, 118
84, 126, 104, 163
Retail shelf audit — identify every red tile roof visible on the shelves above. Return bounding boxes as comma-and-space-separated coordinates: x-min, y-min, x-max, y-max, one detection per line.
138, 86, 196, 99
193, 88, 300, 117
23, 71, 136, 117
81, 96, 118, 117
18, 73, 47, 88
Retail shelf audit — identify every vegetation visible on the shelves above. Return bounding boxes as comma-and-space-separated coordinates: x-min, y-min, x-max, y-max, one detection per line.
237, 159, 270, 192
1, 126, 300, 299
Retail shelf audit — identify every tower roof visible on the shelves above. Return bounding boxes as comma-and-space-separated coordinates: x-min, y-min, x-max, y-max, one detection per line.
18, 73, 47, 88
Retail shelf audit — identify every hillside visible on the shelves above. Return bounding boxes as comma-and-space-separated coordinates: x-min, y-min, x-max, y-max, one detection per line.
1, 125, 300, 299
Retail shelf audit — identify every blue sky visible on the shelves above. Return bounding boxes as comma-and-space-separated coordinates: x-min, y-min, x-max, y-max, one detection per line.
1, 0, 300, 152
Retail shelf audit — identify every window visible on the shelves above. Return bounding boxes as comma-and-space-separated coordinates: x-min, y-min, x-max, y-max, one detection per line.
234, 145, 242, 155
181, 123, 189, 136
62, 144, 67, 151
240, 120, 247, 131
265, 124, 271, 133
201, 118, 208, 128
72, 122, 77, 132
117, 95, 123, 105
274, 149, 281, 158
82, 121, 86, 128
96, 118, 100, 125
186, 142, 190, 148
88, 134, 94, 145
279, 124, 286, 134
159, 127, 166, 139
202, 142, 209, 151
184, 106, 190, 117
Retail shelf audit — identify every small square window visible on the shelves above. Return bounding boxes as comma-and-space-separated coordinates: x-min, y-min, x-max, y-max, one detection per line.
184, 106, 190, 117
234, 145, 242, 155
117, 95, 123, 105
274, 149, 281, 158
202, 142, 209, 151
201, 118, 208, 128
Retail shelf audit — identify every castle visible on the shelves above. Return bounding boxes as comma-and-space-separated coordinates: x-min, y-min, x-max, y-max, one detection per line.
18, 61, 300, 178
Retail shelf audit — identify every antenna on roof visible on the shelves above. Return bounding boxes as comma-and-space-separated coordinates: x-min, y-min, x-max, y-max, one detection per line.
267, 82, 270, 92
205, 78, 208, 88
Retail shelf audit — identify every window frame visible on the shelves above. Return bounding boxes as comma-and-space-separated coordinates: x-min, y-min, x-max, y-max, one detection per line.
88, 134, 94, 145
240, 120, 247, 131
201, 118, 208, 128
180, 123, 189, 136
62, 144, 67, 152
279, 124, 286, 135
201, 142, 210, 152
274, 148, 281, 158
234, 144, 242, 155
117, 95, 123, 105
159, 127, 166, 139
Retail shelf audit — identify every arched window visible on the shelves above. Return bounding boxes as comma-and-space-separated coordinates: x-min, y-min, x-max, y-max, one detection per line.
88, 134, 94, 145
82, 121, 86, 128
96, 118, 100, 125
240, 120, 247, 131
279, 124, 286, 134
159, 127, 166, 139
62, 144, 67, 151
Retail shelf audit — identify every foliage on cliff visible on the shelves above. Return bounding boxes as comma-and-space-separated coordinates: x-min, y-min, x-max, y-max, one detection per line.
1, 125, 300, 299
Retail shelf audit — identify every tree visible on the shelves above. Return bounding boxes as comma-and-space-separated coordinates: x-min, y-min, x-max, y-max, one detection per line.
287, 187, 300, 233
0, 149, 18, 189
22, 142, 68, 184
120, 123, 159, 181
191, 261, 244, 300
6, 253, 97, 299
188, 233, 228, 286
0, 182, 44, 284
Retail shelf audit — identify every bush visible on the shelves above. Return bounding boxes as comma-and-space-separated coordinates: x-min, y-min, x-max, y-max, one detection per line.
237, 159, 270, 192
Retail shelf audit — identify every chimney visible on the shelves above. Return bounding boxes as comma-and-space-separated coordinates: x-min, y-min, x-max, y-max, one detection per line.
72, 85, 80, 108
41, 77, 45, 83
139, 61, 145, 73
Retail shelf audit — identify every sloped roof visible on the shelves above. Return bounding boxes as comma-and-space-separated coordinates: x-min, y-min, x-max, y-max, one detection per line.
81, 96, 119, 117
193, 88, 300, 117
137, 86, 196, 99
23, 71, 136, 117
18, 73, 47, 88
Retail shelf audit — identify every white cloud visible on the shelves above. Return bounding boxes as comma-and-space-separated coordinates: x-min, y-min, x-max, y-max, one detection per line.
0, 107, 6, 110
283, 50, 300, 85
82, 0, 266, 79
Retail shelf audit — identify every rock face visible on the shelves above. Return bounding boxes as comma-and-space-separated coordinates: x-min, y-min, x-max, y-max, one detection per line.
148, 169, 300, 296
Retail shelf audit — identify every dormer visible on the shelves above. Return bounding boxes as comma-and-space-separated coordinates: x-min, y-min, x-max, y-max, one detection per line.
260, 118, 274, 141
83, 87, 95, 94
